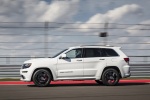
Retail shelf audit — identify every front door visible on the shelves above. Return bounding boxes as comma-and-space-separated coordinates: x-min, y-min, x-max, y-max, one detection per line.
57, 48, 83, 78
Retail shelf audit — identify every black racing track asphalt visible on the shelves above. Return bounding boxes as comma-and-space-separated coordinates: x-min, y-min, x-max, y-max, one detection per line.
0, 83, 150, 100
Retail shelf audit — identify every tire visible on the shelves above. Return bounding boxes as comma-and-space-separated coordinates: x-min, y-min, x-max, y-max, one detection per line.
95, 80, 103, 84
32, 69, 51, 87
102, 68, 120, 86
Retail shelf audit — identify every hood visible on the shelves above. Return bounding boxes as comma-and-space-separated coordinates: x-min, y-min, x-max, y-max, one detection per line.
24, 58, 52, 63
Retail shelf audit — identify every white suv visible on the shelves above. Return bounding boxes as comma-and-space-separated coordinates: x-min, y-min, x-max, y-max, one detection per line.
20, 45, 130, 87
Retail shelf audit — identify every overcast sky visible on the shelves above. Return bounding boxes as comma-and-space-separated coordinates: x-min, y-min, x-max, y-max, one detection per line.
0, 0, 150, 60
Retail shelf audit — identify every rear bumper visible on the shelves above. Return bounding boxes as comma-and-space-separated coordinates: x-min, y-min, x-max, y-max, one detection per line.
122, 65, 131, 78
124, 73, 131, 78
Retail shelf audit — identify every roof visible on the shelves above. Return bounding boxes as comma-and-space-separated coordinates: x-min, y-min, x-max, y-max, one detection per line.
80, 45, 114, 47
69, 45, 120, 49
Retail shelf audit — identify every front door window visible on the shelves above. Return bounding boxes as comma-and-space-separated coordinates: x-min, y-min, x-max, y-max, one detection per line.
66, 49, 82, 58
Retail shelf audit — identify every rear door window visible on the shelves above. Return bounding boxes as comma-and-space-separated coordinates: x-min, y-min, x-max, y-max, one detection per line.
101, 48, 119, 57
83, 48, 101, 58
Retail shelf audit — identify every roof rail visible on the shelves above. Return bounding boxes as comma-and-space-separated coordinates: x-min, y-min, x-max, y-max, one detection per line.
80, 45, 114, 47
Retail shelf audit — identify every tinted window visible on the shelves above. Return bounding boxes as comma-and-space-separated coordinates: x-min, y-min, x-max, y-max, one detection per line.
101, 48, 119, 57
84, 48, 101, 58
66, 48, 82, 58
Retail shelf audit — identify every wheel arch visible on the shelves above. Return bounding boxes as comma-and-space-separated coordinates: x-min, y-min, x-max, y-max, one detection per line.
100, 66, 122, 80
31, 67, 54, 81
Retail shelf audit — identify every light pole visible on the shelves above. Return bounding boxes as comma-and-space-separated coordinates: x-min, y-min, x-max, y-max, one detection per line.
99, 22, 108, 45
44, 21, 48, 58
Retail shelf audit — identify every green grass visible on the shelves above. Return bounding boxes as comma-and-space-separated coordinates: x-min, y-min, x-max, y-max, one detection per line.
0, 78, 20, 81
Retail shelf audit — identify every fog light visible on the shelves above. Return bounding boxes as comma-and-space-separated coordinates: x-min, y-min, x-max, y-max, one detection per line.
22, 71, 28, 73
21, 75, 25, 79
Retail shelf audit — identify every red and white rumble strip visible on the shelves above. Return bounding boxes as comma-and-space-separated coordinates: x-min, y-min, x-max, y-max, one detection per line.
0, 79, 150, 85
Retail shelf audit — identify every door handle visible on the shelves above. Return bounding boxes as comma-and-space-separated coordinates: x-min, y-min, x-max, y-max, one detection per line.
99, 59, 105, 60
77, 60, 82, 61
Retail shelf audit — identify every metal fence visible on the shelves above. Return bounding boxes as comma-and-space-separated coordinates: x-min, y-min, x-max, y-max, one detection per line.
130, 64, 150, 77
0, 56, 150, 78
0, 56, 150, 65
0, 22, 150, 79
0, 65, 20, 78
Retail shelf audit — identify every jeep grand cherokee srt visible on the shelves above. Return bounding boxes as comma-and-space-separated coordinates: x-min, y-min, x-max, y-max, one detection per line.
20, 45, 130, 87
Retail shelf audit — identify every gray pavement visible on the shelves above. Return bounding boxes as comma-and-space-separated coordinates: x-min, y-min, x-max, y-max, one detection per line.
0, 83, 150, 100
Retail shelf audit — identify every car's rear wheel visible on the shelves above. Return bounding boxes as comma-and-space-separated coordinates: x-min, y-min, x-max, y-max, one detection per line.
33, 69, 51, 87
102, 68, 120, 86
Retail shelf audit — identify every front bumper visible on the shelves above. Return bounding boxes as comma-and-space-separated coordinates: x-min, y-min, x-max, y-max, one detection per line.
20, 69, 33, 81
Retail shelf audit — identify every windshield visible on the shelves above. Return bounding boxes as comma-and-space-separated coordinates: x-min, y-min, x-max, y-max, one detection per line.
51, 49, 68, 58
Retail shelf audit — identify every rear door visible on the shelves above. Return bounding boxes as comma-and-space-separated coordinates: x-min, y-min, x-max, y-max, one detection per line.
83, 48, 106, 77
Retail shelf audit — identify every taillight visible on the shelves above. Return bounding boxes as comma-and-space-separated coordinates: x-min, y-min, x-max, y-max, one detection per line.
124, 58, 129, 64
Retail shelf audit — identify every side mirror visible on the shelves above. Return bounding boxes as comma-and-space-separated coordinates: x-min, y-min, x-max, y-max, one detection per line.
60, 54, 67, 59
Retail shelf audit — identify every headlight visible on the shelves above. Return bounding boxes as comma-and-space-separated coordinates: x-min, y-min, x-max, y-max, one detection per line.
22, 63, 32, 69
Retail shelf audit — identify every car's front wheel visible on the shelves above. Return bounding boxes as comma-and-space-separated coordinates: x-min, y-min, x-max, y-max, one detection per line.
102, 68, 120, 86
32, 69, 51, 87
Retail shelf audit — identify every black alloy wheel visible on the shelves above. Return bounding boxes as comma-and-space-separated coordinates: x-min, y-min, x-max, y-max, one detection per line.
102, 68, 120, 86
33, 69, 51, 87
